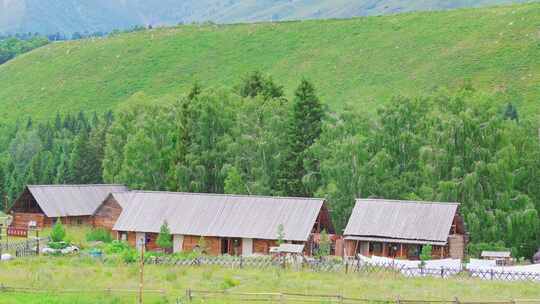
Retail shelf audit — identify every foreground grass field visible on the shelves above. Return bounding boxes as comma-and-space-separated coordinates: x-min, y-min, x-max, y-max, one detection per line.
0, 255, 539, 303
0, 3, 539, 123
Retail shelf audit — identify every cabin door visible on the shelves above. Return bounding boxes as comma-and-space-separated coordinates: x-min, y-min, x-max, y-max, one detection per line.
221, 238, 242, 255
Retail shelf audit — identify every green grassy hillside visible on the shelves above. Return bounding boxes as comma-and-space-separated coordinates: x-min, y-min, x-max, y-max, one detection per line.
0, 3, 539, 123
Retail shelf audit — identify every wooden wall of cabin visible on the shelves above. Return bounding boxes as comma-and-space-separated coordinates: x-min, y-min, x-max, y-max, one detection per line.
10, 212, 45, 228
182, 235, 221, 255
43, 216, 93, 227
11, 213, 92, 229
344, 240, 450, 260
93, 197, 123, 232
10, 188, 42, 213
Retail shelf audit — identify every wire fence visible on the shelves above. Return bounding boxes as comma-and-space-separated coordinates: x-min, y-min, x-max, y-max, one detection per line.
143, 256, 540, 283
0, 237, 49, 257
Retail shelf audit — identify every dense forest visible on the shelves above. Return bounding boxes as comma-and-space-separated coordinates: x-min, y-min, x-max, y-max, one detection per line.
0, 72, 538, 258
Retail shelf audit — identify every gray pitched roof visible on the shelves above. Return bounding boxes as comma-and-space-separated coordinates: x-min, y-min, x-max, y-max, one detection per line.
344, 199, 459, 245
481, 251, 511, 258
26, 184, 128, 217
113, 191, 325, 241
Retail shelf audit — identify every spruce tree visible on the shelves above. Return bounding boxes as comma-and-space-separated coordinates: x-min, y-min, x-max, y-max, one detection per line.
278, 79, 323, 196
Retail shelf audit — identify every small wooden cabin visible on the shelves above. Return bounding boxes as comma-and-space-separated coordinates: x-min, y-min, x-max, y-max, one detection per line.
481, 251, 512, 266
111, 191, 335, 256
344, 199, 467, 260
93, 192, 134, 231
8, 184, 128, 229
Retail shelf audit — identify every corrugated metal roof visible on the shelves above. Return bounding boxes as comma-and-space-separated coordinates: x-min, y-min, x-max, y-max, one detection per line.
27, 184, 128, 217
481, 251, 511, 258
113, 191, 325, 242
344, 199, 459, 243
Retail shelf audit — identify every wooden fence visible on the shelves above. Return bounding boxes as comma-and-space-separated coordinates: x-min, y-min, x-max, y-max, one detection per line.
0, 237, 49, 257
143, 256, 540, 283
185, 289, 540, 303
0, 286, 538, 304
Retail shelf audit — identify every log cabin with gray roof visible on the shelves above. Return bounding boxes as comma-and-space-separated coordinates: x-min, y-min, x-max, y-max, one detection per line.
108, 191, 335, 256
8, 184, 128, 229
344, 199, 467, 259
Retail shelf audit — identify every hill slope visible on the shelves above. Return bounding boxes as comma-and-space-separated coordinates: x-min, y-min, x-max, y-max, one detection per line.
0, 3, 539, 123
0, 0, 534, 35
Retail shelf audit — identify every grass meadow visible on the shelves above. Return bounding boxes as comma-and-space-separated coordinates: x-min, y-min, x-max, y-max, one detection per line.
1, 254, 539, 304
0, 3, 539, 123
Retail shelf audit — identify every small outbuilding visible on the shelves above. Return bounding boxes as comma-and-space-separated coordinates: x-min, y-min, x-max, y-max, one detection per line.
344, 199, 467, 260
9, 184, 128, 228
481, 251, 512, 266
112, 191, 335, 255
534, 249, 540, 264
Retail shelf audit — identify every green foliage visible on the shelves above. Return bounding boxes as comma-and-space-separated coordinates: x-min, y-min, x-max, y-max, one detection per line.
0, 36, 48, 65
48, 241, 69, 250
156, 221, 173, 250
420, 245, 433, 263
121, 248, 138, 264
237, 71, 284, 101
223, 166, 247, 195
103, 240, 131, 254
50, 220, 66, 242
2, 3, 540, 124
85, 228, 113, 243
221, 275, 240, 289
315, 230, 331, 259
278, 79, 323, 196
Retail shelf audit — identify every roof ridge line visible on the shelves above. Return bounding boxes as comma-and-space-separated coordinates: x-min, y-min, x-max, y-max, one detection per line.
128, 190, 325, 201
28, 184, 126, 187
357, 198, 460, 205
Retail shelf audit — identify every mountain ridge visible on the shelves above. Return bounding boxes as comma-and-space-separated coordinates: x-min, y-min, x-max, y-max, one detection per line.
0, 0, 535, 35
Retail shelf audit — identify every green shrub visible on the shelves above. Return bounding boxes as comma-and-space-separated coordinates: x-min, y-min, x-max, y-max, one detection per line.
420, 244, 433, 265
48, 241, 69, 249
221, 275, 240, 289
122, 248, 138, 264
86, 228, 113, 243
103, 241, 131, 254
50, 220, 66, 242
156, 221, 173, 251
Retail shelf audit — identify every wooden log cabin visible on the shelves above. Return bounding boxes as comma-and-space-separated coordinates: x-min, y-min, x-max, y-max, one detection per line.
8, 184, 128, 229
344, 199, 467, 260
110, 191, 335, 255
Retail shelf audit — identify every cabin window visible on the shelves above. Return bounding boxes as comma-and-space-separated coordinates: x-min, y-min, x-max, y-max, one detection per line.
408, 245, 421, 258
118, 231, 127, 241
369, 242, 383, 256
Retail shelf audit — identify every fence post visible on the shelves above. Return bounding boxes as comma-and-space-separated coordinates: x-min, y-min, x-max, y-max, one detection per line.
490, 269, 494, 280
240, 255, 243, 269
186, 288, 192, 302
396, 295, 401, 304
345, 260, 349, 274
441, 267, 444, 278
454, 296, 460, 304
